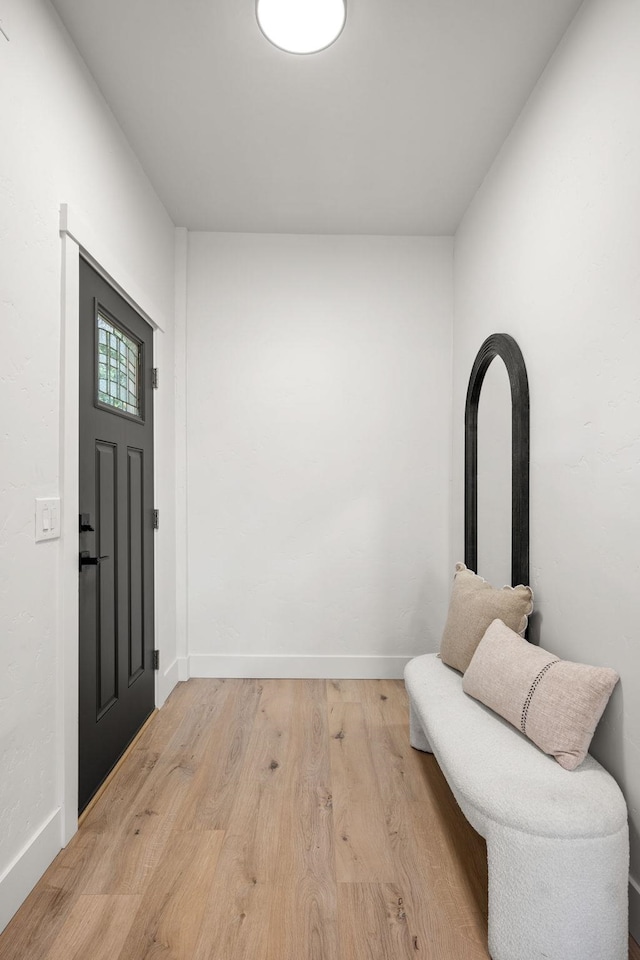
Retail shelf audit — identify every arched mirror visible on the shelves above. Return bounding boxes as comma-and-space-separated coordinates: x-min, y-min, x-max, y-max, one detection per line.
477, 356, 512, 587
464, 333, 529, 588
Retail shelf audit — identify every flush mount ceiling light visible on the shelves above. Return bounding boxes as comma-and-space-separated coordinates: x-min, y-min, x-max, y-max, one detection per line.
256, 0, 346, 55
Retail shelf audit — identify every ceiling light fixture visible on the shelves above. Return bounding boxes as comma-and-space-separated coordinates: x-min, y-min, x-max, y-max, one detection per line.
256, 0, 346, 55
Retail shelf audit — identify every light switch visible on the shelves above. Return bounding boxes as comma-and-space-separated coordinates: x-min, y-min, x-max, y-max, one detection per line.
35, 498, 61, 542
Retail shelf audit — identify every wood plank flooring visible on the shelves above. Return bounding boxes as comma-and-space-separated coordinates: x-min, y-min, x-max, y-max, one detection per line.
0, 678, 637, 959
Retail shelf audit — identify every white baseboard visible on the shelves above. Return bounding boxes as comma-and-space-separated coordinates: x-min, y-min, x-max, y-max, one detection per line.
156, 657, 180, 707
630, 875, 640, 943
187, 654, 412, 680
178, 657, 189, 681
0, 808, 62, 934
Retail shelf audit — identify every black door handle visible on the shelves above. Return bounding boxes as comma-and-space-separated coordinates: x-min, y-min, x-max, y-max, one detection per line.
79, 551, 110, 571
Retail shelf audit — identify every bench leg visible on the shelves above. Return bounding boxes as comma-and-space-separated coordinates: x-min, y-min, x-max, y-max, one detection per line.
486, 821, 629, 960
409, 700, 433, 753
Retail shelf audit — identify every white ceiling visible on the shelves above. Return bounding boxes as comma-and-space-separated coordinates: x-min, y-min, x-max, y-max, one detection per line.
50, 0, 583, 235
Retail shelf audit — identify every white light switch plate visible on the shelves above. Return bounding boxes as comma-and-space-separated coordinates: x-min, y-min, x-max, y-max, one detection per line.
35, 498, 61, 542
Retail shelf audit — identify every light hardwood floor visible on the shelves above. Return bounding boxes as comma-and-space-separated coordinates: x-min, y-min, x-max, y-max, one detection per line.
0, 678, 637, 959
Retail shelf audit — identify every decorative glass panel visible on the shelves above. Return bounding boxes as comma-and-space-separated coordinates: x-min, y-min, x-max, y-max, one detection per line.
97, 312, 141, 417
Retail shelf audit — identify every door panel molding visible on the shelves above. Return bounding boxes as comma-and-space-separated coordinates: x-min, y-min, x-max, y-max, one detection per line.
95, 440, 119, 717
127, 446, 145, 685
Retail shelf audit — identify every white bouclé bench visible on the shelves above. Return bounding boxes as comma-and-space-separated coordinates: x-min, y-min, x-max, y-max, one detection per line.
404, 653, 629, 960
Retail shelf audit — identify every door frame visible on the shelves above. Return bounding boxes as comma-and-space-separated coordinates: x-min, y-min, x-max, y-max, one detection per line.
58, 204, 168, 845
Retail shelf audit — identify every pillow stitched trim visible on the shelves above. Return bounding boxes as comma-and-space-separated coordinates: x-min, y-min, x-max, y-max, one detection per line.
520, 660, 560, 734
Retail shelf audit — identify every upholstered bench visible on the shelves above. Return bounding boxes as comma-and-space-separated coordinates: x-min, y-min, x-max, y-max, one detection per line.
404, 653, 629, 960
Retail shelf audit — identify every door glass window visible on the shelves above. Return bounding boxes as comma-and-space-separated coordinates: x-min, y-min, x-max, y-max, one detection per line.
97, 311, 142, 417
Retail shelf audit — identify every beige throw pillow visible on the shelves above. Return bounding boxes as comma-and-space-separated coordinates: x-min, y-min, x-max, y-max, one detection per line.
439, 563, 533, 673
462, 618, 619, 770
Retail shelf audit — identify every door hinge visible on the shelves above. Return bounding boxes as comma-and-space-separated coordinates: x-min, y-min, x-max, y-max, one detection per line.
152, 649, 160, 670
152, 509, 159, 530
151, 367, 159, 389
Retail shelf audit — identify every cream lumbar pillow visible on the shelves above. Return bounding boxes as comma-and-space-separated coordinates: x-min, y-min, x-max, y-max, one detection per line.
462, 618, 619, 770
439, 563, 533, 673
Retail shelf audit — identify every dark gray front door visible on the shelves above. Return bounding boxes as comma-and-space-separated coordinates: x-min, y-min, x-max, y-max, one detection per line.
78, 257, 155, 812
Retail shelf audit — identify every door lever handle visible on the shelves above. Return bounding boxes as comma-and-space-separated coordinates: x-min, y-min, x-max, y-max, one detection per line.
79, 551, 110, 571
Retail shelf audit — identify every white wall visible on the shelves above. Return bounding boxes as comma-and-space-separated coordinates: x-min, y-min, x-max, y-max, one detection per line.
453, 0, 640, 931
0, 0, 177, 931
185, 233, 453, 677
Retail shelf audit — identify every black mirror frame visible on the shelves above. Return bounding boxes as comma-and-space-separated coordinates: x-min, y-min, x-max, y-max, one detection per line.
464, 333, 530, 587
